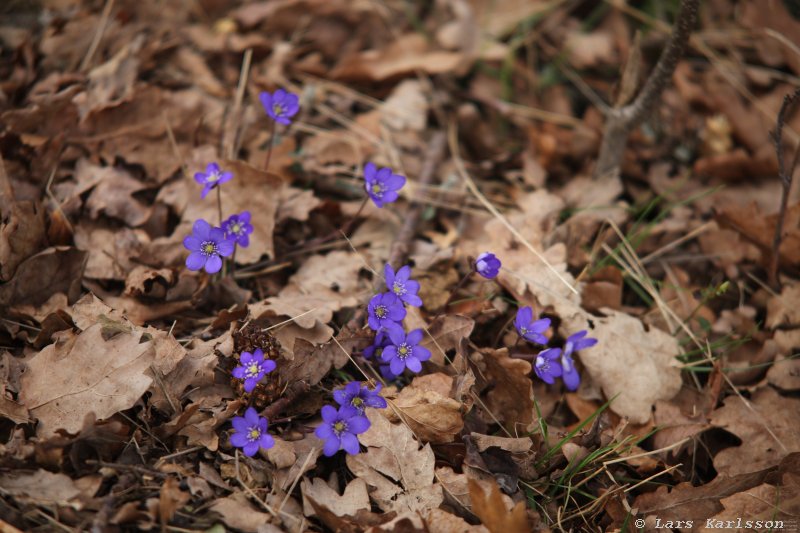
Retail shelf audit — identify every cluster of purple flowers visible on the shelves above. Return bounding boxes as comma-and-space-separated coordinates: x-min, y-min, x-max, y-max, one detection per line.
215, 89, 298, 457
364, 264, 431, 379
183, 89, 298, 275
315, 381, 387, 456
513, 305, 597, 390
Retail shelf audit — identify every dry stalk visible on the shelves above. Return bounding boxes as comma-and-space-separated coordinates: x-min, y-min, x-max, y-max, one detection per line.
593, 0, 700, 179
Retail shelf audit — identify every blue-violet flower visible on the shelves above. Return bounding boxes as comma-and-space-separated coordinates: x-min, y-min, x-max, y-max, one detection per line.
194, 162, 233, 199
474, 252, 501, 279
384, 264, 422, 307
382, 328, 431, 375
534, 347, 563, 385
230, 407, 274, 457
560, 330, 597, 391
315, 405, 370, 457
260, 89, 300, 126
367, 292, 406, 335
363, 331, 390, 359
334, 381, 387, 417
183, 219, 235, 274
364, 163, 406, 208
514, 306, 551, 345
231, 348, 277, 393
222, 211, 254, 248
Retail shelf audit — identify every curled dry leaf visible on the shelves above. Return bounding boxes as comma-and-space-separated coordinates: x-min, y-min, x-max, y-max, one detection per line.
0, 246, 86, 308
473, 347, 536, 433
0, 199, 47, 282
420, 314, 475, 366
384, 372, 464, 444
210, 493, 273, 533
468, 477, 530, 533
19, 320, 185, 436
301, 477, 370, 518
346, 408, 443, 513
0, 469, 99, 509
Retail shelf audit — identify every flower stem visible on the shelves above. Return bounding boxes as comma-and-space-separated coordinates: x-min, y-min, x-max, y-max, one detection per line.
216, 186, 223, 226
229, 246, 237, 278
264, 120, 276, 174
440, 269, 474, 313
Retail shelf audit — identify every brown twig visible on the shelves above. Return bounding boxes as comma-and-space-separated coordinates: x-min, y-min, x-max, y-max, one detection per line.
768, 87, 800, 287
593, 0, 700, 179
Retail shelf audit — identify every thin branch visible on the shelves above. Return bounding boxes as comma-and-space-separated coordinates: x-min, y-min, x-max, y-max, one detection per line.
594, 0, 700, 179
769, 87, 800, 287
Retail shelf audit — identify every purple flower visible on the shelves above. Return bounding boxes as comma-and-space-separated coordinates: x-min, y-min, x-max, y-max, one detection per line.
364, 163, 406, 208
183, 219, 235, 274
231, 348, 277, 393
534, 347, 563, 385
384, 264, 422, 307
367, 292, 406, 335
230, 407, 274, 457
194, 162, 233, 199
315, 405, 370, 456
334, 381, 387, 417
560, 330, 597, 391
363, 331, 390, 359
260, 89, 299, 126
382, 328, 431, 375
379, 364, 399, 381
222, 211, 254, 248
514, 307, 551, 345
474, 252, 501, 279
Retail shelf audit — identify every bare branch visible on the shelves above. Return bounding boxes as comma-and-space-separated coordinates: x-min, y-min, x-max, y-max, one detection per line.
594, 0, 700, 179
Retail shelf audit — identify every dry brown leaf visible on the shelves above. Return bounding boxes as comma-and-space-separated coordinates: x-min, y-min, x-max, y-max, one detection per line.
277, 186, 322, 223
19, 321, 185, 436
420, 314, 474, 366
468, 477, 530, 533
210, 493, 273, 533
697, 476, 800, 533
473, 347, 536, 433
346, 408, 443, 513
717, 202, 800, 268
301, 477, 370, 518
562, 308, 682, 424
0, 246, 86, 308
0, 470, 98, 509
0, 199, 47, 282
385, 373, 464, 444
709, 387, 800, 476
74, 223, 146, 280
424, 508, 489, 533
253, 250, 366, 329
158, 477, 190, 527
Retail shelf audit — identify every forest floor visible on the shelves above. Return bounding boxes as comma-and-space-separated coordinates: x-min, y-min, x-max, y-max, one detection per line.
1, 1, 800, 532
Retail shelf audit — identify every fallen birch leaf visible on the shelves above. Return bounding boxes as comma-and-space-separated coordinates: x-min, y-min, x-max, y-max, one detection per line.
468, 477, 530, 533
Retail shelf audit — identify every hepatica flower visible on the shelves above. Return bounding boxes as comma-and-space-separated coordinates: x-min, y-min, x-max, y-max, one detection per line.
183, 219, 235, 274
232, 348, 277, 393
334, 381, 387, 417
230, 407, 274, 457
194, 162, 233, 199
474, 252, 501, 279
560, 330, 598, 391
315, 405, 370, 456
534, 347, 563, 385
260, 89, 299, 126
363, 331, 390, 359
384, 264, 422, 307
364, 162, 406, 208
367, 292, 406, 334
382, 328, 431, 375
222, 211, 254, 248
514, 307, 551, 345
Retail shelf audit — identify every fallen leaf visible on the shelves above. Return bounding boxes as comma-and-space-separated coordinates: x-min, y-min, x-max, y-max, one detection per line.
0, 470, 97, 509
210, 493, 273, 533
158, 477, 190, 526
473, 348, 536, 433
385, 373, 464, 444
301, 477, 370, 518
346, 408, 444, 513
468, 477, 530, 533
0, 247, 86, 308
0, 199, 47, 282
709, 387, 800, 476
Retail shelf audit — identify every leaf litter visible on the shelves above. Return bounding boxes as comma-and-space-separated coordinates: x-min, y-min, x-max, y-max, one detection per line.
1, 1, 800, 532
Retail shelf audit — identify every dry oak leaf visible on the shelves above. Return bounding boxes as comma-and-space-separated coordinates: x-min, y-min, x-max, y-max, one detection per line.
346, 408, 443, 513
252, 250, 365, 329
420, 314, 475, 366
384, 373, 464, 444
0, 199, 47, 282
210, 493, 272, 533
424, 508, 489, 533
19, 322, 184, 436
0, 246, 86, 308
697, 476, 800, 533
468, 477, 530, 533
709, 386, 800, 476
301, 477, 371, 518
562, 307, 682, 424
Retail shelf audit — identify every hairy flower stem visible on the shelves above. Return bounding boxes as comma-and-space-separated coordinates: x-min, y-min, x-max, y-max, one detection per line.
216, 186, 223, 226
264, 120, 276, 174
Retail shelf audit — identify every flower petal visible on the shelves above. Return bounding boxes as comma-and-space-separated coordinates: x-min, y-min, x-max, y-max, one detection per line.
348, 415, 371, 434
320, 405, 338, 423
217, 239, 235, 257
322, 435, 341, 457
406, 329, 423, 345
406, 357, 422, 373
340, 433, 360, 455
244, 407, 260, 424
243, 442, 260, 457
230, 432, 249, 448
232, 366, 246, 379
259, 434, 275, 450
390, 357, 405, 376
204, 254, 223, 274
315, 423, 333, 439
186, 252, 206, 271
193, 219, 212, 239
412, 346, 431, 362
183, 236, 201, 252
231, 417, 248, 432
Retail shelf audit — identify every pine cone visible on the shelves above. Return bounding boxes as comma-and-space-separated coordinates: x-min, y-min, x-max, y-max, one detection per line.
229, 324, 284, 409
